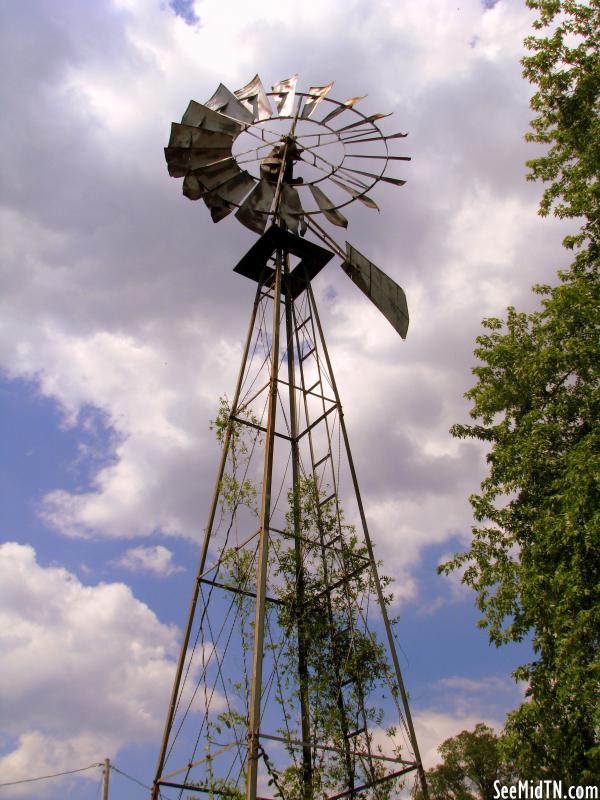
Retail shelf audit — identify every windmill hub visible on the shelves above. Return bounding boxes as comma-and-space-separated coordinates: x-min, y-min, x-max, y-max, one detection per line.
165, 75, 410, 235
259, 137, 304, 185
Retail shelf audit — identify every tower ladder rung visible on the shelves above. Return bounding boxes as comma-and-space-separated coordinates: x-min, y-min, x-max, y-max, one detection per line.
318, 492, 336, 507
313, 452, 331, 469
313, 561, 372, 601
295, 315, 312, 333
300, 346, 316, 363
345, 726, 366, 739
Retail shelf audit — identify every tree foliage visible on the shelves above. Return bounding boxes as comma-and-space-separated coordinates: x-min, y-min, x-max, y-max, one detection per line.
415, 724, 513, 800
441, 273, 599, 781
440, 0, 599, 784
522, 0, 600, 250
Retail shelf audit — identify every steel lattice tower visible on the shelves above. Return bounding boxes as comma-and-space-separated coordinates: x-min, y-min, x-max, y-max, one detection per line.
152, 75, 429, 800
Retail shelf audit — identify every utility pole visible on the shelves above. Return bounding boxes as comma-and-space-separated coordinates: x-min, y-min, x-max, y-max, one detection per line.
102, 758, 110, 800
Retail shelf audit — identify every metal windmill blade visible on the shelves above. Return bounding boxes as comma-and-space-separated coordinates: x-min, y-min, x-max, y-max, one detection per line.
301, 81, 334, 118
166, 75, 412, 236
166, 76, 310, 234
234, 74, 273, 121
342, 242, 409, 338
271, 74, 298, 115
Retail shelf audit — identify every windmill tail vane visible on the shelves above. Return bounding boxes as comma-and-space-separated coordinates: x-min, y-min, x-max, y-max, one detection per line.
152, 75, 427, 800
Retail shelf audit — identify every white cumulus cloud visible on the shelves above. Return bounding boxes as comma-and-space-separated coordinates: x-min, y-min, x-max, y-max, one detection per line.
115, 544, 185, 576
0, 543, 180, 794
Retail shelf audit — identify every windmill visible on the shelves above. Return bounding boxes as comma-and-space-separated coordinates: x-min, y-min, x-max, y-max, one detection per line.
152, 75, 429, 800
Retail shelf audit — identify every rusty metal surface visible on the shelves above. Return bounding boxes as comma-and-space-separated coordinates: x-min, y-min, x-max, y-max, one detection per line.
271, 75, 298, 116
279, 183, 305, 235
193, 160, 242, 190
235, 74, 273, 121
235, 180, 276, 234
182, 173, 204, 200
213, 171, 256, 206
181, 161, 255, 214
308, 184, 348, 228
202, 190, 234, 222
205, 83, 255, 124
301, 82, 334, 119
341, 243, 409, 338
165, 148, 231, 177
180, 101, 243, 136
168, 123, 233, 149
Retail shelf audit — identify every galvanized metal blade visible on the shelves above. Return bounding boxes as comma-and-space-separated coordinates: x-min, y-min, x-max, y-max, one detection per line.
181, 165, 255, 220
180, 101, 243, 137
168, 123, 234, 150
279, 184, 306, 235
341, 166, 406, 187
203, 190, 234, 223
345, 154, 412, 162
205, 83, 255, 124
192, 160, 242, 191
337, 168, 371, 190
330, 178, 379, 210
320, 95, 366, 126
164, 147, 232, 177
213, 171, 257, 206
309, 184, 348, 228
182, 173, 204, 201
235, 180, 276, 234
341, 243, 409, 339
301, 82, 334, 119
341, 131, 408, 144
337, 112, 392, 132
234, 74, 273, 121
271, 74, 298, 116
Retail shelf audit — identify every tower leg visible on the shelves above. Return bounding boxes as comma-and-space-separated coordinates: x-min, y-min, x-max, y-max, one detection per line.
151, 238, 429, 800
246, 254, 283, 800
284, 258, 313, 800
152, 281, 265, 800
307, 283, 430, 800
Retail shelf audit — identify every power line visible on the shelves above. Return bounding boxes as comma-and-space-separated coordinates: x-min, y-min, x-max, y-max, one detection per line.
110, 764, 178, 800
109, 763, 152, 791
0, 762, 101, 788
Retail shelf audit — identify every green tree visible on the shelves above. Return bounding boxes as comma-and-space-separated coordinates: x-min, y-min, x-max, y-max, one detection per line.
415, 724, 513, 800
440, 0, 599, 784
522, 0, 600, 251
441, 275, 599, 781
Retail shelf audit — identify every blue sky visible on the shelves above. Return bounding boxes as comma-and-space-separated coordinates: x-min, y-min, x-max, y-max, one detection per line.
0, 0, 574, 797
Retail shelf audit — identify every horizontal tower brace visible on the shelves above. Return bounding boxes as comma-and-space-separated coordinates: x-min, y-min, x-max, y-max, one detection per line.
198, 576, 283, 605
230, 415, 292, 442
325, 765, 419, 800
297, 403, 338, 441
269, 525, 370, 561
311, 561, 372, 602
259, 732, 416, 766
